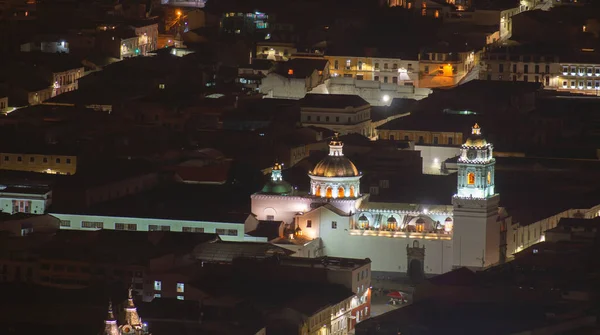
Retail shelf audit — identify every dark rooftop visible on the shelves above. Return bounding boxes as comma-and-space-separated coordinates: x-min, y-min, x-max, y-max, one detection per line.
300, 94, 370, 109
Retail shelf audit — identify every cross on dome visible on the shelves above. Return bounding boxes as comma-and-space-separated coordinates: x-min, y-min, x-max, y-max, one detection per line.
472, 123, 481, 135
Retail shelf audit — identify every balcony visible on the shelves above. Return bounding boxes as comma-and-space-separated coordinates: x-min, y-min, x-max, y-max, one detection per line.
349, 229, 452, 240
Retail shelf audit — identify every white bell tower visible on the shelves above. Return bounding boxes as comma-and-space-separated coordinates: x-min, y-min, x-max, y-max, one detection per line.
452, 124, 501, 270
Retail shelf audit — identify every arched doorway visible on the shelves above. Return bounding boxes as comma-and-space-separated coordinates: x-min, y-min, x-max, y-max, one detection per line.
350, 186, 355, 197
315, 185, 321, 197
408, 259, 424, 283
325, 187, 333, 198
338, 186, 345, 198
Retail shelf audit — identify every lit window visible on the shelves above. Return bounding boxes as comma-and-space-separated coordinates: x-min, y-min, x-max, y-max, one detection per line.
154, 280, 162, 291
346, 59, 351, 68
154, 293, 161, 298
177, 282, 185, 293
467, 172, 475, 185
177, 295, 184, 300
288, 69, 294, 75
158, 84, 165, 89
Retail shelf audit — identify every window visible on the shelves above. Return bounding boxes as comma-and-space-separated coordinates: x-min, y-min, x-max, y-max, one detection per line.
66, 158, 71, 164
29, 157, 34, 163
334, 60, 339, 70
182, 227, 205, 233
374, 75, 379, 81
306, 115, 311, 121
384, 63, 388, 70
587, 81, 593, 89
177, 283, 185, 293
115, 223, 137, 231
307, 220, 312, 228
227, 229, 238, 236
82, 221, 103, 229
498, 64, 504, 73
154, 280, 162, 291
17, 156, 22, 162
433, 136, 438, 144
389, 135, 395, 140
374, 63, 379, 70
418, 136, 424, 144
545, 65, 550, 73
523, 75, 528, 82
345, 59, 351, 69
356, 75, 363, 80
424, 66, 429, 74
332, 221, 337, 229
448, 137, 453, 145
59, 220, 71, 227
43, 157, 48, 163
562, 65, 568, 74
3, 156, 8, 161
383, 77, 388, 83
149, 225, 170, 231
393, 63, 398, 70
266, 215, 274, 221
154, 293, 161, 298
571, 80, 576, 88
523, 64, 528, 73
563, 81, 568, 88
325, 116, 330, 122
535, 75, 539, 83
392, 76, 398, 84
571, 66, 576, 74
534, 64, 539, 74
467, 172, 475, 185
512, 64, 517, 73
177, 295, 184, 300
336, 117, 339, 122
358, 61, 363, 70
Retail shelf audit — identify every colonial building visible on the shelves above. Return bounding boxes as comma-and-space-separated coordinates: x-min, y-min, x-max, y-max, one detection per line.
300, 94, 374, 138
251, 126, 509, 277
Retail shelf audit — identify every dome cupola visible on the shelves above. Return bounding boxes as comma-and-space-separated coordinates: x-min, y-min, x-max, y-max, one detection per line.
308, 134, 362, 199
459, 124, 493, 164
311, 136, 360, 178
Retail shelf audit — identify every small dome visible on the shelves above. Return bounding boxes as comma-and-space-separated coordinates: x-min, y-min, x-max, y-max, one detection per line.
387, 216, 397, 223
464, 123, 487, 147
358, 214, 368, 222
445, 217, 453, 222
465, 136, 487, 147
416, 218, 425, 224
312, 156, 360, 177
260, 180, 293, 195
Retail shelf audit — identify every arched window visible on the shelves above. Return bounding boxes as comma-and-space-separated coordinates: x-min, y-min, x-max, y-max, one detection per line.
338, 186, 345, 198
326, 187, 333, 198
413, 240, 419, 248
315, 185, 321, 197
467, 172, 475, 185
358, 61, 363, 70
487, 171, 491, 184
350, 185, 355, 197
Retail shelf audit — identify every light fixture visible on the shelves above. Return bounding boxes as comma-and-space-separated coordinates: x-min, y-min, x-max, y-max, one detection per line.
382, 95, 390, 102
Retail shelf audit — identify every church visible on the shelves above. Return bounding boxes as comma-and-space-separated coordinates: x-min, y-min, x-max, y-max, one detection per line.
103, 288, 150, 335
250, 124, 509, 277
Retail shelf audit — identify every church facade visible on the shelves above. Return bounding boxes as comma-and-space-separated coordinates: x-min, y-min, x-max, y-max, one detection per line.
250, 125, 509, 277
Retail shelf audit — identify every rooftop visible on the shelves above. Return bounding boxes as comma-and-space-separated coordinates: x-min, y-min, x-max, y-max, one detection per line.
300, 94, 370, 109
193, 241, 294, 263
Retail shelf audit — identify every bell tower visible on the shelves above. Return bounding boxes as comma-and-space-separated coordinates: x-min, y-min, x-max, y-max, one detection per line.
452, 124, 501, 270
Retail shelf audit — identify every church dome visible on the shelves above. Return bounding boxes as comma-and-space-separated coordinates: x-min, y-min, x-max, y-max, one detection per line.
260, 162, 293, 195
311, 137, 360, 177
387, 216, 397, 223
261, 180, 293, 195
464, 123, 488, 147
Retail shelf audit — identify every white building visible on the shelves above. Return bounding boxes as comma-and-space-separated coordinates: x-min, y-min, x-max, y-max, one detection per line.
251, 125, 509, 277
0, 185, 52, 214
300, 94, 374, 138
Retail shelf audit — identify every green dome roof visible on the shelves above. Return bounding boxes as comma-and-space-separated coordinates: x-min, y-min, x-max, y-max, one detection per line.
260, 180, 293, 195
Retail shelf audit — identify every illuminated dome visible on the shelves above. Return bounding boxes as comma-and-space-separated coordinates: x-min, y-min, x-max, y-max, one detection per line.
464, 123, 488, 147
309, 135, 362, 199
311, 138, 360, 178
260, 162, 293, 195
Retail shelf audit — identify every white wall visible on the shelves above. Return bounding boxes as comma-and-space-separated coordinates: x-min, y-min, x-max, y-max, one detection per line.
327, 77, 431, 106
0, 193, 50, 215
415, 145, 460, 175
50, 213, 246, 241
251, 195, 313, 224
260, 73, 307, 99
317, 209, 454, 274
